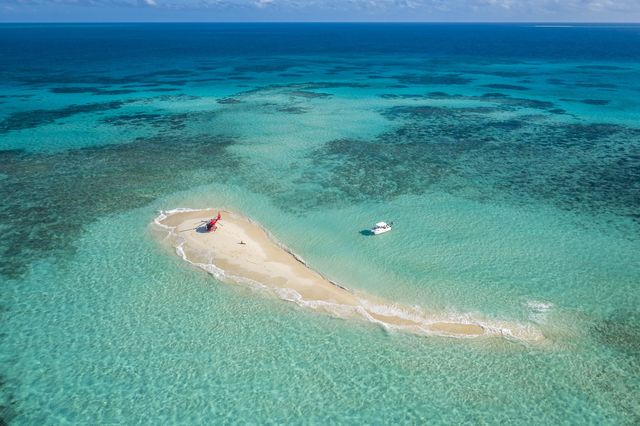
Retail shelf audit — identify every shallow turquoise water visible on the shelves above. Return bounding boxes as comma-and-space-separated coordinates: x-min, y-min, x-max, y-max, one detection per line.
1, 24, 639, 424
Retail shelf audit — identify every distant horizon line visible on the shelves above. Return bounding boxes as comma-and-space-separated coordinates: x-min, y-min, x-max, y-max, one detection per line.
1, 21, 639, 25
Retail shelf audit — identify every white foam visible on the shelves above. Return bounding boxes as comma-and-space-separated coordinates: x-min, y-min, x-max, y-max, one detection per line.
525, 300, 554, 312
154, 208, 217, 229
524, 299, 554, 324
196, 261, 227, 280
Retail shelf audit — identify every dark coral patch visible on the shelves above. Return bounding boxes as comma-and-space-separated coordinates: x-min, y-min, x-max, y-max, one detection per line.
0, 134, 239, 278
486, 95, 555, 110
289, 91, 332, 99
297, 82, 369, 89
428, 92, 556, 112
217, 98, 242, 104
15, 68, 196, 87
289, 104, 640, 230
0, 373, 18, 425
228, 76, 255, 81
580, 99, 611, 106
234, 62, 296, 73
387, 105, 499, 118
547, 78, 567, 86
101, 112, 188, 132
481, 92, 509, 98
235, 81, 368, 98
489, 119, 529, 130
93, 89, 137, 96
393, 73, 473, 86
0, 100, 132, 134
277, 106, 309, 114
50, 86, 102, 94
147, 88, 180, 93
132, 69, 194, 78
464, 69, 531, 78
560, 98, 611, 106
379, 94, 429, 100
591, 311, 640, 356
575, 81, 617, 89
576, 65, 631, 71
380, 91, 558, 114
50, 86, 138, 96
427, 92, 456, 98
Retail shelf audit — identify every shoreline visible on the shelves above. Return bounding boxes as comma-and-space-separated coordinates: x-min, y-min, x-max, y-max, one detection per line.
153, 208, 545, 342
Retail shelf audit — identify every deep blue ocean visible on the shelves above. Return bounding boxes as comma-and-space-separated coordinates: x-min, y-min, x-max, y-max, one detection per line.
1, 24, 639, 424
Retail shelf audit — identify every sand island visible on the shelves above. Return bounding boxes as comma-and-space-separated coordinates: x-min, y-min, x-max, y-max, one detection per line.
154, 208, 544, 342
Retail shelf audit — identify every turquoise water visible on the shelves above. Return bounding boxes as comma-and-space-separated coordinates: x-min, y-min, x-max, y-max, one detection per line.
1, 24, 640, 423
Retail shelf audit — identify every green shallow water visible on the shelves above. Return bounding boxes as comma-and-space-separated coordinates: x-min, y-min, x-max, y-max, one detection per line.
3, 203, 638, 423
1, 24, 640, 424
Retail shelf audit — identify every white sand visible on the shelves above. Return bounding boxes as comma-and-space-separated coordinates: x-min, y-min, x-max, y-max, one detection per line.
154, 208, 545, 342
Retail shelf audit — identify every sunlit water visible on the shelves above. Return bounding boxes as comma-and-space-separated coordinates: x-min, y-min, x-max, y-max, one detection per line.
1, 24, 639, 424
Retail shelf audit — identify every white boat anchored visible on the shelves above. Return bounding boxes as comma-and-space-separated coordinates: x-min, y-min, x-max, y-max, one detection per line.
371, 221, 392, 235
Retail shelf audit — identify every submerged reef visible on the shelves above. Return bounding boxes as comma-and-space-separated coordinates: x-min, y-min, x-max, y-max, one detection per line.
282, 100, 640, 229
0, 101, 133, 134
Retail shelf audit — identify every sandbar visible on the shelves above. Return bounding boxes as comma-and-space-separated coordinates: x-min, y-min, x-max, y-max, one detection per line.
154, 208, 544, 342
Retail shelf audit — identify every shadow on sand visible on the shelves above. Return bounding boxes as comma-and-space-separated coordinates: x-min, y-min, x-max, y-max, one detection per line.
195, 224, 210, 233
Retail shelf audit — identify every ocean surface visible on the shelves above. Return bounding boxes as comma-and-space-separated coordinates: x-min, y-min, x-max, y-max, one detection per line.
1, 23, 639, 424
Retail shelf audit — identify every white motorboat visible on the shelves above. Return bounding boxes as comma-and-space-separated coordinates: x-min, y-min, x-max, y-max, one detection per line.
371, 221, 392, 235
